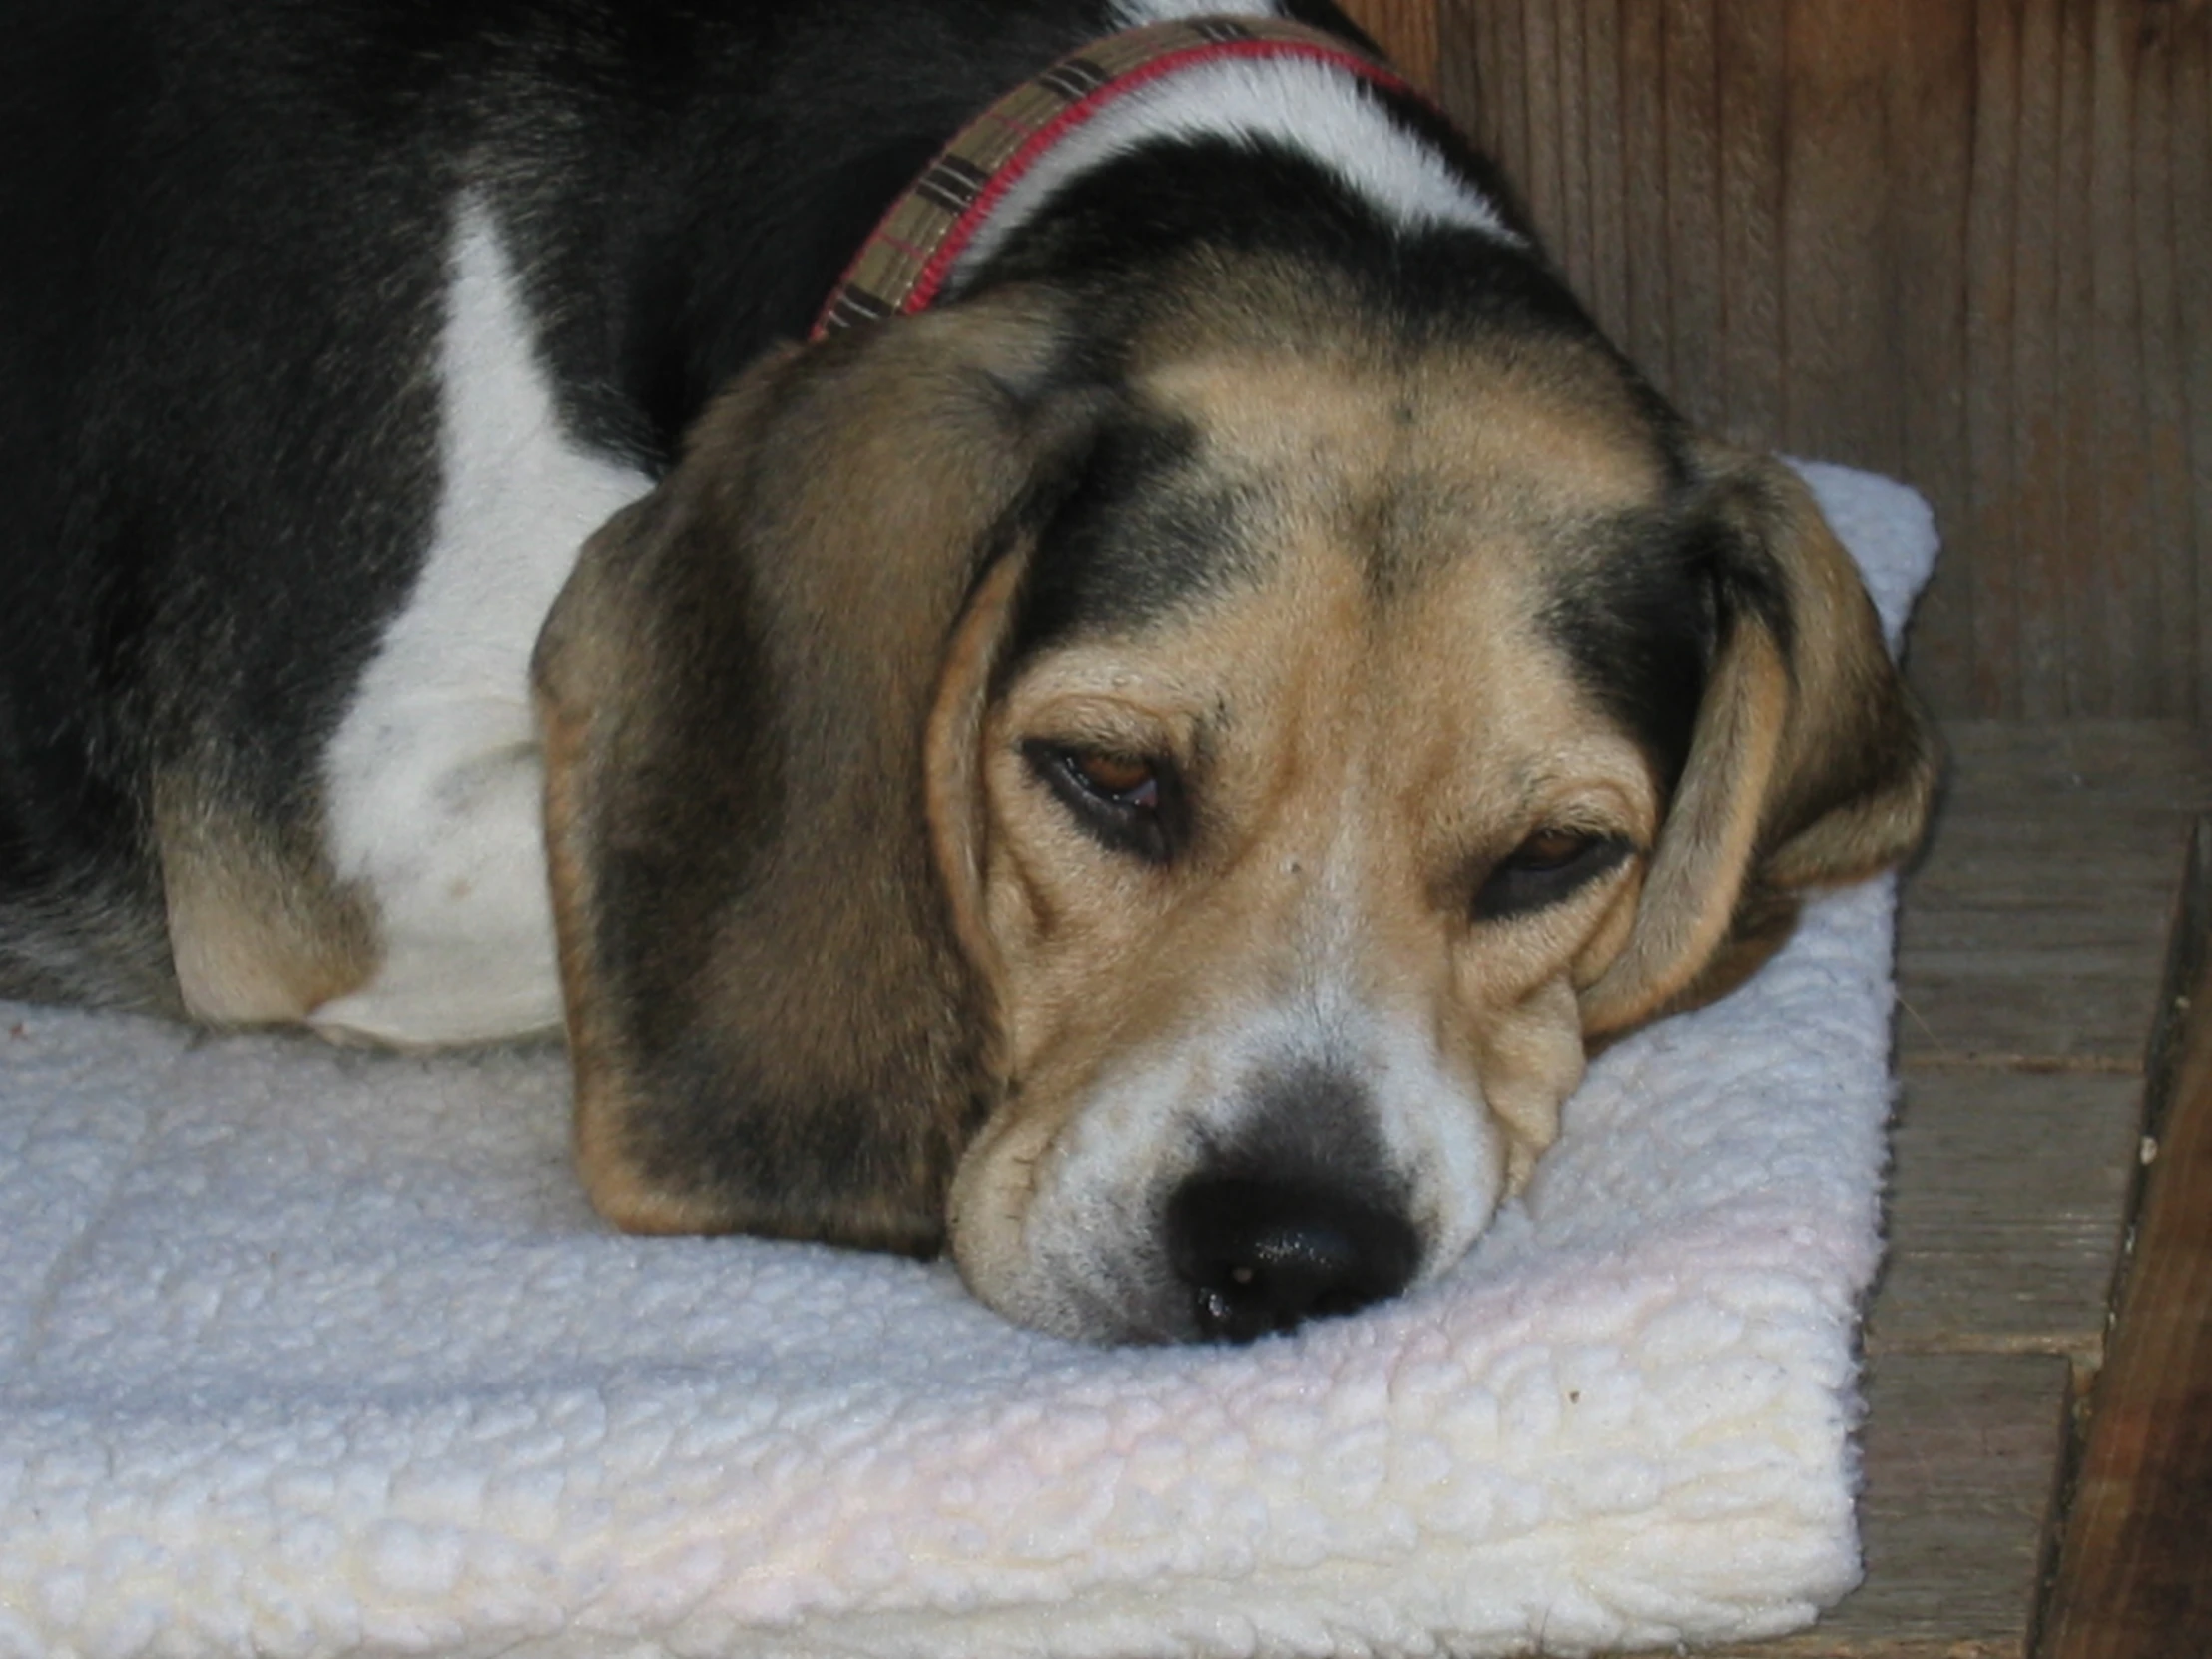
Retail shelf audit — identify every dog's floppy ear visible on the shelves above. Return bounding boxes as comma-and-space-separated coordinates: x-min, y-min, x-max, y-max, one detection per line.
1579, 450, 1938, 1035
532, 292, 1100, 1253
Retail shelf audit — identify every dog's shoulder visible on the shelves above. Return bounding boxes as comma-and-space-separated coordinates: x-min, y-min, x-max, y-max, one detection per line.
0, 0, 1197, 1019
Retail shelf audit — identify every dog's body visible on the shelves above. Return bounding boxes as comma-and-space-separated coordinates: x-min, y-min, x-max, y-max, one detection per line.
1, 0, 1936, 1342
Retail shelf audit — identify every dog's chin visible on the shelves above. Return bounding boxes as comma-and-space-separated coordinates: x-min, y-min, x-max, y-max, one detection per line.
956, 1246, 1196, 1348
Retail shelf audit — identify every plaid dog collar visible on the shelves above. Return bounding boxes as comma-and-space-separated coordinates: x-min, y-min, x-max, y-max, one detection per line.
810, 15, 1412, 339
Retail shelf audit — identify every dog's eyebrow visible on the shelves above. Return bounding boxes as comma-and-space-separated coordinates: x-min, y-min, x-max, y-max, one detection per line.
1538, 508, 1718, 795
1009, 410, 1269, 659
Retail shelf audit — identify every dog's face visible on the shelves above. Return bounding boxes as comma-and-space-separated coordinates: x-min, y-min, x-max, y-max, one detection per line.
943, 337, 1675, 1339
533, 274, 1934, 1344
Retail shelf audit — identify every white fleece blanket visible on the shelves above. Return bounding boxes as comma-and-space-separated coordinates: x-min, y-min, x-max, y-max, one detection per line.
0, 462, 1935, 1659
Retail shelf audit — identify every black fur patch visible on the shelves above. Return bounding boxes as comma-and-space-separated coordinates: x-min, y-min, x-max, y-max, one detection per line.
1541, 492, 1798, 797
1010, 409, 1268, 657
1185, 1060, 1411, 1221
967, 132, 1595, 350
1541, 512, 1719, 796
1, 0, 1147, 1006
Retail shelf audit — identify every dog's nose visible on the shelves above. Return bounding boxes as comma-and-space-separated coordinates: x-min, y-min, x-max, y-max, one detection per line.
1166, 1175, 1419, 1343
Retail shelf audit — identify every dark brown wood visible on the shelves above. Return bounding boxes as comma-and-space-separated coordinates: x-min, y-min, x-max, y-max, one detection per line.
1335, 0, 1439, 86
1617, 0, 1672, 374
1868, 1069, 2141, 1360
1887, 0, 1976, 714
2181, 4, 2212, 728
1580, 0, 1627, 339
1781, 0, 1895, 468
1698, 722, 2206, 1650
1895, 722, 2212, 1067
1436, 0, 2212, 723
1661, 0, 1729, 424
1965, 0, 2026, 713
1719, 0, 1789, 443
2040, 820, 2212, 1657
1871, 725, 2212, 1364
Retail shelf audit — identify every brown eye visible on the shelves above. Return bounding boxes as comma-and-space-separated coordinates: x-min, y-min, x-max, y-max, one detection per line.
1510, 829, 1593, 872
1071, 752, 1158, 807
1023, 740, 1187, 864
1472, 828, 1630, 922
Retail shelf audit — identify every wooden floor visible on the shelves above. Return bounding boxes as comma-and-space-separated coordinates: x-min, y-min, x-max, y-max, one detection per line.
1713, 722, 2212, 1658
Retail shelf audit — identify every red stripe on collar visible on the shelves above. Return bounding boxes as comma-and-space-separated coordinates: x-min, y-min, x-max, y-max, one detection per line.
810, 16, 1412, 340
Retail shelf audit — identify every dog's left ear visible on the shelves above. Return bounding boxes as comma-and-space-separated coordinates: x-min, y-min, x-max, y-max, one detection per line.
1579, 450, 1939, 1035
532, 292, 1101, 1253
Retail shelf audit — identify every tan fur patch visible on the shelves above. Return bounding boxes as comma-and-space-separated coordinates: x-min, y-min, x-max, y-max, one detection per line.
533, 298, 1094, 1253
155, 774, 378, 1027
949, 332, 1675, 1309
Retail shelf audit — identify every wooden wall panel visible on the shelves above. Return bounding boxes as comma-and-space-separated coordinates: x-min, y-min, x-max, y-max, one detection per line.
1338, 0, 1441, 85
1407, 0, 2212, 720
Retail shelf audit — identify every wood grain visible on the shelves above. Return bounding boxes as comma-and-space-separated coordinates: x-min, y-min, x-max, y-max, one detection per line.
1435, 0, 2212, 722
1895, 722, 2212, 1066
1886, 0, 1977, 713
1872, 724, 2208, 1363
2041, 820, 2212, 1657
1867, 1069, 2141, 1359
1336, 0, 1439, 86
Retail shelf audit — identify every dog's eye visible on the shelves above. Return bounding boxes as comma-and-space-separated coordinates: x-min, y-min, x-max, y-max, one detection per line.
1025, 741, 1186, 864
1511, 829, 1593, 872
1472, 829, 1630, 921
1071, 751, 1159, 808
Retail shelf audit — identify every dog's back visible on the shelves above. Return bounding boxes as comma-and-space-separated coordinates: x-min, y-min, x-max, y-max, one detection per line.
0, 0, 1150, 1012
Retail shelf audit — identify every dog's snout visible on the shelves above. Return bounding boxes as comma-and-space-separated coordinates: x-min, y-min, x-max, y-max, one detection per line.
1166, 1175, 1419, 1343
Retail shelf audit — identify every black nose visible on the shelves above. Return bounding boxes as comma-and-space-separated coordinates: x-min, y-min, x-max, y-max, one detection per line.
1166, 1175, 1420, 1343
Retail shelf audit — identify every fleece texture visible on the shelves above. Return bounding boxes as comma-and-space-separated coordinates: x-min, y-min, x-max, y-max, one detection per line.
0, 462, 1936, 1659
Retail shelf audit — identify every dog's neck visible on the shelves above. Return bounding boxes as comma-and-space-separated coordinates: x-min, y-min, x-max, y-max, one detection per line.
812, 16, 1508, 340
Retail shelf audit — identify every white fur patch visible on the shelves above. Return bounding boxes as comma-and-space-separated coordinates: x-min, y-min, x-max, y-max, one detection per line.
951, 49, 1515, 288
980, 966, 1507, 1342
1110, 0, 1281, 22
314, 197, 650, 1047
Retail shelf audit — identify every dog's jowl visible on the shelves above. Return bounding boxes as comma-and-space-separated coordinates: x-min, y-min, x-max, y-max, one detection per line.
0, 0, 1936, 1342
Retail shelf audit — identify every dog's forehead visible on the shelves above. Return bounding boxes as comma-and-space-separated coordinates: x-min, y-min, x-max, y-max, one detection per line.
1002, 334, 1676, 796
1018, 328, 1678, 657
1138, 335, 1671, 528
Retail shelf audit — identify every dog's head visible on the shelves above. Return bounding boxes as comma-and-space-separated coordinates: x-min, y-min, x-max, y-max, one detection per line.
533, 270, 1935, 1343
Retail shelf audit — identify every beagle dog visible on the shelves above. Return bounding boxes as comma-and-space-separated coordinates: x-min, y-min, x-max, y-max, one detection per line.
0, 0, 1936, 1343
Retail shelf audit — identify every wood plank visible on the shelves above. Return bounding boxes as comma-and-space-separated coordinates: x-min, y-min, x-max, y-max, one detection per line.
2042, 820, 2212, 1657
1963, 0, 2027, 716
1780, 0, 1898, 472
2136, 0, 2198, 719
1886, 0, 1977, 716
1336, 0, 1441, 87
1579, 0, 1628, 341
2182, 0, 2212, 726
1713, 0, 1786, 446
1895, 722, 2212, 1066
1519, 0, 1567, 255
1434, 0, 1494, 152
1551, 0, 1593, 291
1437, 2, 2212, 723
1866, 1069, 2141, 1359
1487, 0, 1529, 218
2048, 0, 2098, 713
1717, 1353, 2071, 1657
2087, 0, 2147, 715
2012, 0, 2071, 719
1614, 0, 1673, 374
1659, 0, 1726, 427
